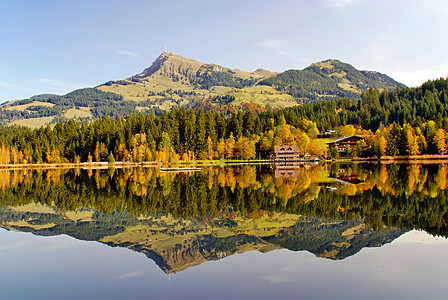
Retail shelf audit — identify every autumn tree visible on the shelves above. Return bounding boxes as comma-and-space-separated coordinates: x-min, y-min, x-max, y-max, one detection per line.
341, 124, 356, 137
234, 136, 255, 160
0, 143, 10, 164
434, 129, 447, 155
308, 139, 323, 156
295, 131, 310, 155
404, 124, 420, 155
260, 130, 274, 150
206, 136, 214, 160
225, 133, 235, 159
279, 124, 295, 144
216, 138, 226, 159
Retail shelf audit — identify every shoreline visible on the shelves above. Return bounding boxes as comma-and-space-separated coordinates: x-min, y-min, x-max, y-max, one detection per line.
1, 154, 448, 170
352, 154, 448, 164
0, 160, 222, 170
0, 161, 158, 171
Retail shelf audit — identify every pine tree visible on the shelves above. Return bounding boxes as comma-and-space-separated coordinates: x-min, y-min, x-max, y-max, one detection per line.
184, 108, 196, 153
195, 109, 207, 156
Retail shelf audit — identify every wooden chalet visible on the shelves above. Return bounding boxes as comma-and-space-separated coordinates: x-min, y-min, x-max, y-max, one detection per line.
273, 145, 301, 161
326, 135, 364, 153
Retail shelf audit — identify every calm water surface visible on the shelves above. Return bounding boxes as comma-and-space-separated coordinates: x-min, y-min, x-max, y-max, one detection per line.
0, 163, 447, 299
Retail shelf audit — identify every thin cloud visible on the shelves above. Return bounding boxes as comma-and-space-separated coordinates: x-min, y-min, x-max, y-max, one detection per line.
277, 50, 309, 63
322, 0, 363, 8
113, 50, 140, 57
117, 271, 144, 279
262, 274, 295, 283
256, 39, 308, 64
255, 38, 285, 49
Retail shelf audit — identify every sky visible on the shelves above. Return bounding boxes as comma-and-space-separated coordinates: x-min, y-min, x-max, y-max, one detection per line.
1, 0, 447, 103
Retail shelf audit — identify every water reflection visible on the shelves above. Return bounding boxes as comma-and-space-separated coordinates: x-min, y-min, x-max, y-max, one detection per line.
1, 163, 447, 273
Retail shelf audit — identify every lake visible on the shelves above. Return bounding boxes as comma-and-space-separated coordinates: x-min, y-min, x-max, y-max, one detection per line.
0, 163, 447, 299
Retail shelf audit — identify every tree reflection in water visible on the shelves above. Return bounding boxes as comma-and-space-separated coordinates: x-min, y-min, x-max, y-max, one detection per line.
0, 163, 447, 273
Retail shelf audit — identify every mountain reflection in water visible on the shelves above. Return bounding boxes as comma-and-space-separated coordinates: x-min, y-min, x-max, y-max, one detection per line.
1, 163, 447, 273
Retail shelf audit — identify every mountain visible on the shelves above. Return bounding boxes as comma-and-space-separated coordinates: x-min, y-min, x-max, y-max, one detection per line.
0, 204, 404, 274
138, 52, 273, 88
97, 52, 290, 113
0, 53, 405, 128
258, 59, 407, 101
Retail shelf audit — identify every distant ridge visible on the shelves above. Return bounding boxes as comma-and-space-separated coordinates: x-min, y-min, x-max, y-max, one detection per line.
258, 59, 406, 101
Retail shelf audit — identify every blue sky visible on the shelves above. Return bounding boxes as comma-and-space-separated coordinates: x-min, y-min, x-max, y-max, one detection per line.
1, 0, 447, 102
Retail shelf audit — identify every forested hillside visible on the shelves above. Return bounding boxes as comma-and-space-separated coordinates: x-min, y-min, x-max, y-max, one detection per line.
277, 77, 448, 130
0, 88, 136, 126
258, 59, 406, 101
0, 78, 447, 164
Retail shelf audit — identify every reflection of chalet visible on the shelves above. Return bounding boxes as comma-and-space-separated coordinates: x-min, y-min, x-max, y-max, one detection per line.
275, 168, 299, 178
329, 169, 363, 185
335, 173, 363, 184
326, 135, 364, 153
274, 145, 300, 161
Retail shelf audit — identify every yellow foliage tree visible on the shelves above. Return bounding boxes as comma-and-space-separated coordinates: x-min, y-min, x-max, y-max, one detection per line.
406, 127, 420, 155
217, 138, 226, 159
0, 143, 10, 164
295, 131, 310, 155
434, 129, 447, 155
435, 165, 448, 190
206, 136, 214, 160
225, 133, 235, 159
341, 124, 356, 137
308, 139, 322, 156
234, 136, 255, 160
280, 124, 295, 144
379, 135, 387, 156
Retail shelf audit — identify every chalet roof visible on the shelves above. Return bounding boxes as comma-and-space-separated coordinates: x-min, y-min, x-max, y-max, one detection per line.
274, 145, 299, 153
326, 135, 364, 145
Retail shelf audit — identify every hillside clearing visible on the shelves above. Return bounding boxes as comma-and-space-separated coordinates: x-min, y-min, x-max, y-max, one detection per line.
10, 116, 55, 128
5, 101, 55, 111
64, 107, 93, 119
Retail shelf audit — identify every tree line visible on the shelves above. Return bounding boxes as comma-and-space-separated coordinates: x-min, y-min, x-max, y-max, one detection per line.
0, 106, 324, 164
